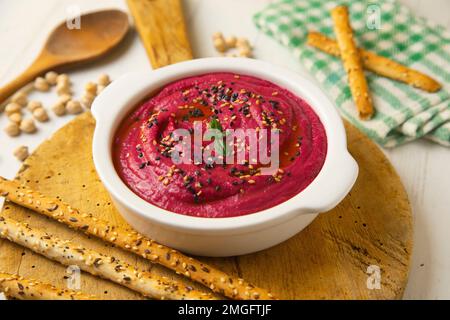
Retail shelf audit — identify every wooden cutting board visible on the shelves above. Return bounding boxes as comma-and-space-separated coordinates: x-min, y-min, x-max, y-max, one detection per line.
0, 0, 412, 299
0, 112, 412, 299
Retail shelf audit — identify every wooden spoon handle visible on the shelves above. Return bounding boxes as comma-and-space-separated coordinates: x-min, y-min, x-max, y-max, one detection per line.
0, 55, 53, 106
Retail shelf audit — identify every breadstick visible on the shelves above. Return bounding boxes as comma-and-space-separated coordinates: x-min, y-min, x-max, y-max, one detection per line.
0, 177, 274, 300
0, 272, 98, 300
0, 216, 215, 300
307, 32, 441, 93
331, 6, 374, 120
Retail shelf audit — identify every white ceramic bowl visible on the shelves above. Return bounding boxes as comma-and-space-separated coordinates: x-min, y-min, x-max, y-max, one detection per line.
91, 58, 358, 257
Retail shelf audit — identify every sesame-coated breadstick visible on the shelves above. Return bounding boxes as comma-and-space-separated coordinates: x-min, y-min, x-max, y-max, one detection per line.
0, 176, 275, 300
0, 216, 215, 300
0, 272, 98, 300
331, 6, 374, 120
307, 32, 441, 93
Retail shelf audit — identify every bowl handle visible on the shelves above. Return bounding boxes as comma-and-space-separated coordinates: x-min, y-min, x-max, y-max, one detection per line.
299, 151, 359, 214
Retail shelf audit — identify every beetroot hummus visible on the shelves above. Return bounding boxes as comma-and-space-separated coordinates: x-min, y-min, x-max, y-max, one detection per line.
113, 73, 327, 218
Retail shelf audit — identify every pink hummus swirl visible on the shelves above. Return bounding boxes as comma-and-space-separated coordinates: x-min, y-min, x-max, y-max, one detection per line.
113, 73, 327, 218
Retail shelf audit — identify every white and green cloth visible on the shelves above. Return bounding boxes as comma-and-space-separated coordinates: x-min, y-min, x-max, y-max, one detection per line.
254, 0, 450, 147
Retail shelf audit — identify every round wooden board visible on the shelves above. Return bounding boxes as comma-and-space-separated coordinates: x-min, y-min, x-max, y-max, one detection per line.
0, 112, 412, 299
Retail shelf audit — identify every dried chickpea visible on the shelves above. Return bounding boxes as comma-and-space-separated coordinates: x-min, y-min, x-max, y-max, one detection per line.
213, 38, 227, 53
56, 82, 71, 96
225, 36, 237, 48
58, 93, 72, 105
13, 146, 29, 162
66, 100, 83, 114
51, 101, 66, 116
20, 118, 37, 133
57, 74, 70, 85
26, 100, 42, 112
238, 47, 252, 58
97, 74, 111, 86
33, 107, 49, 122
45, 71, 58, 85
81, 92, 95, 109
4, 122, 21, 137
8, 113, 22, 124
34, 77, 50, 92
11, 91, 28, 106
236, 37, 251, 49
85, 81, 97, 95
5, 102, 21, 116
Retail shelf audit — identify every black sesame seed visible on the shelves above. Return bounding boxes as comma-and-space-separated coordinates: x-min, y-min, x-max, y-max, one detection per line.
201, 266, 210, 273
193, 194, 200, 203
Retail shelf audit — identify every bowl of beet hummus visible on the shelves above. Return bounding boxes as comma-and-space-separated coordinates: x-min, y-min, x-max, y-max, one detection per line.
92, 58, 358, 256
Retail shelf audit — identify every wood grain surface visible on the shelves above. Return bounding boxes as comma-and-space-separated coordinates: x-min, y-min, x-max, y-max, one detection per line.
0, 112, 413, 299
0, 10, 129, 106
127, 0, 193, 68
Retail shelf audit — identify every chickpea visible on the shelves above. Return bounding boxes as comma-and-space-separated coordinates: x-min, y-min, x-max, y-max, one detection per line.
45, 71, 58, 86
33, 107, 49, 122
58, 93, 72, 105
236, 37, 251, 49
213, 38, 227, 53
8, 113, 22, 124
56, 82, 71, 96
225, 36, 237, 48
85, 81, 98, 95
4, 122, 21, 137
56, 74, 70, 85
34, 77, 50, 92
20, 118, 37, 133
51, 101, 66, 116
81, 92, 96, 109
5, 102, 21, 116
238, 47, 252, 58
97, 74, 111, 86
11, 91, 28, 106
66, 100, 83, 114
27, 100, 42, 112
13, 145, 29, 162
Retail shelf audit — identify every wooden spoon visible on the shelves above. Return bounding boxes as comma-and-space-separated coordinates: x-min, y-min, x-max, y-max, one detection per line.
0, 9, 129, 106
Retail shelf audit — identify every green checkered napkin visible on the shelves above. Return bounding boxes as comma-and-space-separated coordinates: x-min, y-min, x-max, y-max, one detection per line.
254, 0, 450, 147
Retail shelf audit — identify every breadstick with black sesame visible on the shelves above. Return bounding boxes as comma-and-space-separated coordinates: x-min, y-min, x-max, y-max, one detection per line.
0, 272, 98, 300
0, 216, 215, 300
307, 32, 441, 93
331, 6, 374, 120
0, 176, 274, 300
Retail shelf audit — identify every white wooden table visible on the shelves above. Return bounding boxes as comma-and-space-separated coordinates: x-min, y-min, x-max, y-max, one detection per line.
0, 0, 449, 299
